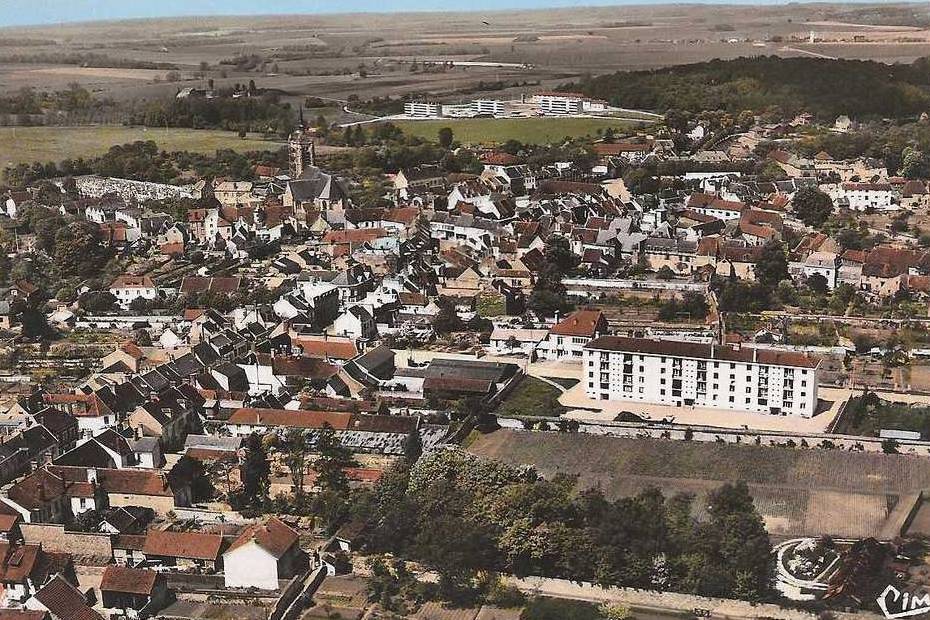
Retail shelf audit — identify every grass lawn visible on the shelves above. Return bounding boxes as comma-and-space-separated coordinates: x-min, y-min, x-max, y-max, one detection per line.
0, 126, 283, 166
835, 392, 930, 439
496, 376, 566, 419
391, 117, 640, 145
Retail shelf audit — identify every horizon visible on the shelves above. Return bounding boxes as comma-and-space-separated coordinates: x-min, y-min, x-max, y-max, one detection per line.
0, 0, 922, 28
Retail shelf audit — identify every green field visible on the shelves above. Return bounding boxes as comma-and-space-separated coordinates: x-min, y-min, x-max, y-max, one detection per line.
392, 117, 642, 145
0, 126, 284, 166
496, 376, 566, 419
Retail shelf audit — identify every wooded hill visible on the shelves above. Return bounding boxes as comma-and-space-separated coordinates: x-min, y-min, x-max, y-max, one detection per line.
568, 56, 930, 120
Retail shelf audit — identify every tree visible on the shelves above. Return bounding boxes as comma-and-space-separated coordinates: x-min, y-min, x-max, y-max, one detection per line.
313, 422, 353, 492
284, 428, 310, 498
12, 298, 49, 340
543, 236, 579, 276
433, 297, 463, 334
755, 241, 789, 288
78, 291, 117, 313
438, 127, 454, 148
656, 266, 676, 280
791, 187, 834, 228
882, 438, 900, 454
54, 220, 109, 278
901, 146, 928, 179
403, 429, 422, 464
806, 273, 829, 295
240, 432, 270, 507
664, 109, 690, 134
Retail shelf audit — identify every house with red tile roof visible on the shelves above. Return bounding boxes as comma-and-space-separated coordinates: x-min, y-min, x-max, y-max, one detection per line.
141, 530, 224, 571
100, 565, 168, 618
224, 517, 302, 589
536, 309, 609, 361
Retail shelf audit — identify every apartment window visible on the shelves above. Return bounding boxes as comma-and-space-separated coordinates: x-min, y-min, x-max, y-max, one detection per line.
660, 389, 666, 396
729, 396, 734, 403
660, 378, 666, 385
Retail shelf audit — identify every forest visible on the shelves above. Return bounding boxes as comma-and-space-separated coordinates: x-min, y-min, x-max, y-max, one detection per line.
568, 56, 930, 120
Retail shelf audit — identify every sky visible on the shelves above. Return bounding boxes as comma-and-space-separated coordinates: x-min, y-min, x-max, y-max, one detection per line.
0, 0, 916, 28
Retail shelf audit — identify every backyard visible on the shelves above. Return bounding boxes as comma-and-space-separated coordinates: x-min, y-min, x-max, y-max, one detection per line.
496, 376, 566, 419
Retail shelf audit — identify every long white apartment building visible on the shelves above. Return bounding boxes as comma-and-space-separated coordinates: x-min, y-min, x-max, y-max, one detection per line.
404, 102, 443, 118
583, 336, 819, 417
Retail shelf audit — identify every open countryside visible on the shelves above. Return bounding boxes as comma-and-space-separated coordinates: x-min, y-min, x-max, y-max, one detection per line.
0, 126, 282, 166
391, 117, 637, 144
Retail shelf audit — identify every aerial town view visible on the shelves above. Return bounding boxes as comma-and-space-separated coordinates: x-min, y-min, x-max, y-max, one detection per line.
9, 0, 930, 619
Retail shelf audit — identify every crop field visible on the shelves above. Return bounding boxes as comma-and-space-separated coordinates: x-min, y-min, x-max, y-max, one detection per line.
0, 126, 284, 166
469, 430, 930, 538
391, 117, 640, 145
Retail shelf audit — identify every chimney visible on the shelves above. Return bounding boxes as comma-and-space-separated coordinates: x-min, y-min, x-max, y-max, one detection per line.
753, 348, 758, 363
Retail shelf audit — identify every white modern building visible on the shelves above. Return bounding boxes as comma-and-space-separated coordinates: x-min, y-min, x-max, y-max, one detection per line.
583, 336, 820, 417
473, 99, 507, 116
533, 93, 584, 115
404, 102, 443, 118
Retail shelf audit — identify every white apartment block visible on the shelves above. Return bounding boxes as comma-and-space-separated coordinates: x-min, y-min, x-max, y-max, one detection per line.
583, 336, 819, 418
473, 100, 507, 116
533, 94, 583, 115
404, 102, 442, 118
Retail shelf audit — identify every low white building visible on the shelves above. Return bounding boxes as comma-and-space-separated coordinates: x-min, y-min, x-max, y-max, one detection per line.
224, 517, 302, 590
583, 336, 820, 417
109, 275, 157, 309
489, 327, 549, 355
834, 182, 896, 211
536, 310, 609, 361
801, 252, 840, 289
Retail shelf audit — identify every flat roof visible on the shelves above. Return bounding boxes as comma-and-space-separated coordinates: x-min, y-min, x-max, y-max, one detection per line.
584, 336, 819, 369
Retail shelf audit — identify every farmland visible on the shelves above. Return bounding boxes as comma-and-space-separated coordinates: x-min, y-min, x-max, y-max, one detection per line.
0, 126, 284, 166
391, 117, 639, 145
469, 429, 930, 539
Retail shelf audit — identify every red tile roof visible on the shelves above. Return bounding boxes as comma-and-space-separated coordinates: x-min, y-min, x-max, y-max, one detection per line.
100, 565, 159, 596
549, 310, 606, 337
32, 576, 102, 620
226, 517, 298, 559
142, 530, 223, 561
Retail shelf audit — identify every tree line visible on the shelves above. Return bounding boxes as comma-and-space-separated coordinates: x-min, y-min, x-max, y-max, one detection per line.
567, 56, 930, 120
353, 448, 774, 606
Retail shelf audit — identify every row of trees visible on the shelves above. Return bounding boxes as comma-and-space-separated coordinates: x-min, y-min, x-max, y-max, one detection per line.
354, 448, 774, 605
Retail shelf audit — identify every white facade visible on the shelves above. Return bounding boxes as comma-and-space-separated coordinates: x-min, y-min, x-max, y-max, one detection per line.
533, 94, 583, 115
110, 284, 157, 308
834, 183, 896, 211
224, 542, 280, 590
583, 337, 819, 418
473, 99, 507, 116
404, 102, 442, 118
